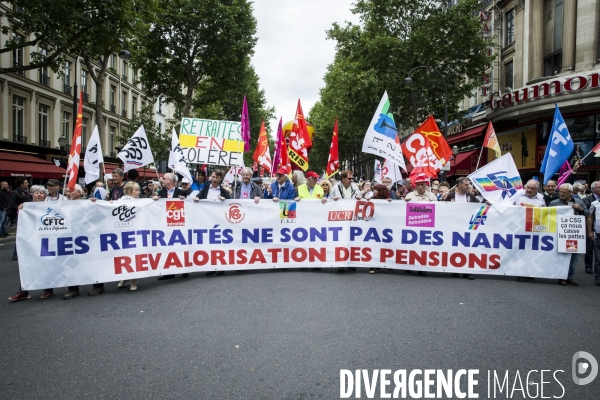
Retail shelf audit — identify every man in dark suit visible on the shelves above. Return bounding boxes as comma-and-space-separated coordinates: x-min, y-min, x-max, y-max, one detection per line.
153, 172, 188, 280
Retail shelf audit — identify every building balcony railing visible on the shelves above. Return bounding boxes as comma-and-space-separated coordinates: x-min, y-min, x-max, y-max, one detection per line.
39, 140, 51, 148
13, 61, 24, 76
110, 105, 116, 113
13, 135, 27, 144
121, 110, 127, 118
64, 84, 72, 95
122, 75, 128, 82
39, 74, 50, 86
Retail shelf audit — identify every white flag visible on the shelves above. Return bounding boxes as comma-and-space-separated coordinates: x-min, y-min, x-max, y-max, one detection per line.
362, 91, 406, 171
468, 153, 524, 213
373, 160, 383, 183
382, 159, 403, 183
117, 125, 154, 173
84, 126, 104, 184
223, 165, 244, 186
168, 128, 192, 183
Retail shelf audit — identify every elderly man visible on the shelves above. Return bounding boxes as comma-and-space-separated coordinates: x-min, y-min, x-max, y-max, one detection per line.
549, 183, 588, 286
443, 177, 480, 203
296, 171, 325, 202
405, 174, 437, 202
267, 167, 296, 201
542, 180, 558, 205
382, 176, 398, 200
195, 170, 230, 202
179, 177, 193, 197
330, 170, 361, 200
513, 179, 545, 282
154, 173, 187, 200
234, 167, 263, 203
45, 179, 66, 201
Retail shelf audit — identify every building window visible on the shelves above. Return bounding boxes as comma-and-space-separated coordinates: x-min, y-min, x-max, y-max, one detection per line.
38, 48, 49, 85
39, 104, 49, 146
12, 96, 25, 141
122, 60, 128, 80
554, 0, 564, 52
544, 51, 562, 76
82, 117, 88, 147
110, 85, 116, 112
505, 61, 514, 91
505, 9, 515, 46
132, 69, 137, 83
110, 126, 116, 156
110, 54, 116, 70
132, 97, 137, 117
63, 61, 71, 94
81, 70, 88, 97
12, 34, 24, 76
62, 111, 71, 138
122, 91, 127, 117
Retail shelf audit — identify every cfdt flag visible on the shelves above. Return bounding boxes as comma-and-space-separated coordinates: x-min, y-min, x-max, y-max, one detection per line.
469, 153, 524, 212
83, 125, 104, 184
118, 125, 154, 172
362, 91, 406, 171
326, 119, 339, 178
168, 128, 192, 183
540, 104, 574, 184
252, 120, 272, 173
65, 91, 83, 190
401, 116, 453, 177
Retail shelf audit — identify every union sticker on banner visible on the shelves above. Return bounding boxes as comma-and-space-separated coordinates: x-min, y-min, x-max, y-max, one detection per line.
179, 117, 244, 166
557, 214, 586, 253
36, 206, 71, 233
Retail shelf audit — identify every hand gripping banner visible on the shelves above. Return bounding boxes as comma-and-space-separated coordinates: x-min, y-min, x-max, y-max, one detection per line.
17, 200, 571, 289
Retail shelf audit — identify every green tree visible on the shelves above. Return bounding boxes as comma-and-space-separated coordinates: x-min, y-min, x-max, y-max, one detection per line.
131, 0, 258, 118
309, 0, 494, 173
115, 102, 170, 167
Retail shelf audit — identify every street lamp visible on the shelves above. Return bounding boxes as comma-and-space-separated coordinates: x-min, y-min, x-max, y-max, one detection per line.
404, 66, 449, 138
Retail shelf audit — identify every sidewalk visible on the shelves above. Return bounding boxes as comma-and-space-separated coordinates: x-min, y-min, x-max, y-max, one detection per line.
0, 226, 16, 245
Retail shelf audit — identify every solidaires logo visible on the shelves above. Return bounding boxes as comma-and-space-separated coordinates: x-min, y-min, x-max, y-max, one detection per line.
37, 207, 70, 232
525, 207, 557, 232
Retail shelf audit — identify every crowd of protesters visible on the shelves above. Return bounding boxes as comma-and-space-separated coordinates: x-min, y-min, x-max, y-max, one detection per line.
4, 158, 599, 302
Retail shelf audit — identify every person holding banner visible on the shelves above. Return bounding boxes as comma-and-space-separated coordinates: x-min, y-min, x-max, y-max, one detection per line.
108, 169, 126, 201
549, 183, 588, 286
8, 185, 55, 301
195, 170, 230, 202
267, 167, 296, 201
296, 171, 325, 202
153, 173, 187, 200
443, 177, 480, 203
116, 182, 143, 291
45, 179, 67, 202
405, 174, 437, 202
381, 177, 397, 200
330, 170, 361, 201
233, 168, 263, 203
319, 180, 332, 199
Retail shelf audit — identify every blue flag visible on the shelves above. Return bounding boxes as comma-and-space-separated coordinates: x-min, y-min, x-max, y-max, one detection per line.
540, 104, 573, 185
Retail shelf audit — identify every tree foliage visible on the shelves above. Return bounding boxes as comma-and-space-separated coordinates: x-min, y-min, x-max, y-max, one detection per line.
131, 0, 258, 117
308, 0, 494, 173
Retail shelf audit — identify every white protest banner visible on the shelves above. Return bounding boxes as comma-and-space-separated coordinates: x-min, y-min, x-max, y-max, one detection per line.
83, 126, 104, 184
468, 153, 524, 213
362, 91, 406, 171
117, 125, 154, 172
178, 117, 244, 166
556, 214, 586, 253
168, 128, 192, 183
17, 201, 572, 290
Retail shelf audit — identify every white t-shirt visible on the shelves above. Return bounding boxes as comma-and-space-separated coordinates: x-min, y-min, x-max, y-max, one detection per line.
513, 193, 545, 207
454, 192, 467, 203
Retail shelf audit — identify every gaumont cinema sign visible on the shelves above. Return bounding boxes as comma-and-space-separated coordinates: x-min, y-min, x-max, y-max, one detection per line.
489, 72, 600, 110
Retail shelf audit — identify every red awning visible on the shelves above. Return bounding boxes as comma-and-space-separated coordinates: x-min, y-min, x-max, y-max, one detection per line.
446, 124, 487, 144
447, 149, 482, 177
0, 151, 67, 178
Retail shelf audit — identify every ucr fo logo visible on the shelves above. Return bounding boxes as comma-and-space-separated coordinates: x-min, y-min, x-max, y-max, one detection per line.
225, 203, 245, 224
353, 200, 375, 221
166, 200, 185, 226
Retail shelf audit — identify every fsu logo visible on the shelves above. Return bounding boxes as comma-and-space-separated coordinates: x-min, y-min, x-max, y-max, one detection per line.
279, 201, 297, 223
166, 200, 185, 226
225, 203, 245, 224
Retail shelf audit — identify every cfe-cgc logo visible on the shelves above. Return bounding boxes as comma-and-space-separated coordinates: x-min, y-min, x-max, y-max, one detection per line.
37, 207, 70, 233
112, 204, 136, 228
225, 202, 245, 224
279, 201, 297, 223
166, 200, 185, 226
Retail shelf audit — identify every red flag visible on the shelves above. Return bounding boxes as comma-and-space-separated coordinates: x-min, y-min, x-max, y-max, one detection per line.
279, 135, 292, 175
65, 91, 83, 190
401, 116, 452, 177
252, 120, 272, 173
288, 100, 310, 171
592, 142, 600, 154
483, 121, 501, 158
326, 119, 339, 178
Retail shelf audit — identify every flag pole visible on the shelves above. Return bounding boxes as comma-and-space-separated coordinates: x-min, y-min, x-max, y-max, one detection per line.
475, 145, 485, 170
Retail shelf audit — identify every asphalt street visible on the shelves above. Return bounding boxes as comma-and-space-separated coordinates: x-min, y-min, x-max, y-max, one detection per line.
1, 234, 600, 399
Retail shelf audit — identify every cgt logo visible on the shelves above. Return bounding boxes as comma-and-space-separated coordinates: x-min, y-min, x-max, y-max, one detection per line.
225, 203, 245, 224
166, 200, 185, 226
573, 351, 598, 385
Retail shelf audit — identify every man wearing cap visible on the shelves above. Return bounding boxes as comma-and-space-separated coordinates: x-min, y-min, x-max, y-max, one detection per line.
267, 167, 296, 201
296, 171, 325, 203
330, 170, 361, 200
179, 177, 193, 197
233, 167, 263, 203
45, 179, 67, 202
405, 174, 437, 202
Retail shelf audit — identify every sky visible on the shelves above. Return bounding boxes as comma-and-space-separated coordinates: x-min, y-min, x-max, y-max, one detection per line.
251, 0, 361, 132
